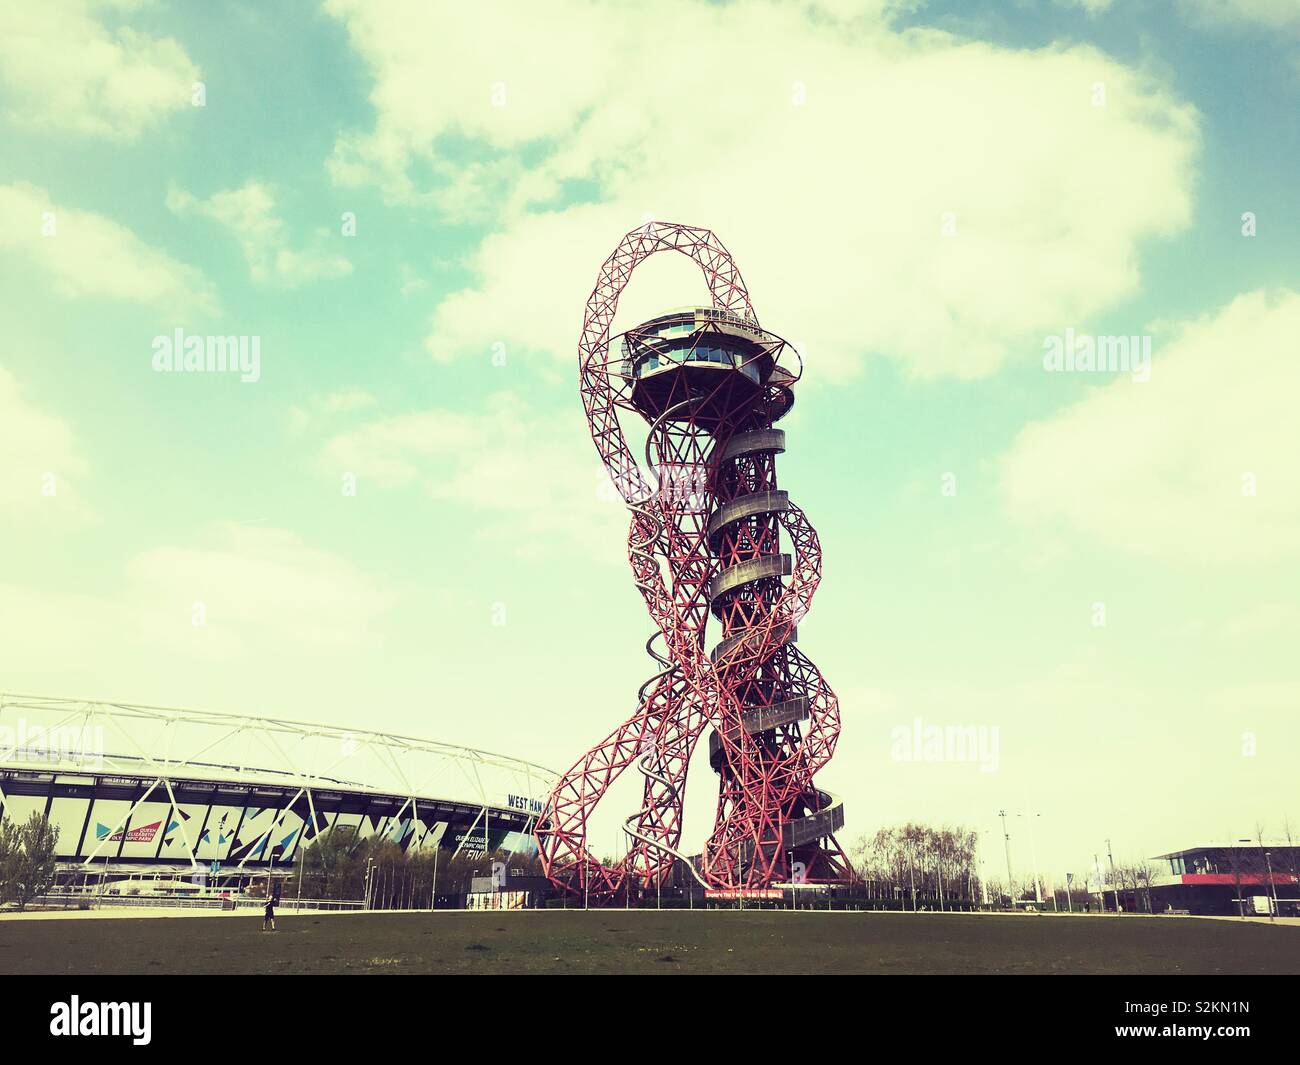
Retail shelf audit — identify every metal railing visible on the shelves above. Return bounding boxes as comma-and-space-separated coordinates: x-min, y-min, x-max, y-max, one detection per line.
26, 893, 364, 912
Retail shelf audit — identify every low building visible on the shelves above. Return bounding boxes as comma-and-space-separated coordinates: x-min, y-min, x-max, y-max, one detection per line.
1139, 843, 1300, 916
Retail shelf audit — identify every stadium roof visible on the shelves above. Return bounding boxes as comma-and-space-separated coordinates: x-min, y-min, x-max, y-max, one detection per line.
0, 693, 556, 811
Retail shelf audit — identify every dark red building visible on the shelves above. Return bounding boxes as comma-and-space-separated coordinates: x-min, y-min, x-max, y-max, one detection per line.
1138, 843, 1300, 916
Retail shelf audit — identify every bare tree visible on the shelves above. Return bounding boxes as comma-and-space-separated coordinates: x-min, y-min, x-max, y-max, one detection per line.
1255, 821, 1279, 917
1132, 860, 1159, 914
1222, 839, 1269, 917
1281, 816, 1300, 901
850, 823, 983, 909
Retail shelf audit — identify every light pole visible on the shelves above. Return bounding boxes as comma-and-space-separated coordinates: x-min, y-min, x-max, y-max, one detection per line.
1018, 812, 1043, 906
998, 810, 1014, 908
1235, 838, 1253, 918
1106, 838, 1117, 913
977, 832, 990, 908
1264, 849, 1278, 922
907, 838, 917, 911
739, 847, 745, 913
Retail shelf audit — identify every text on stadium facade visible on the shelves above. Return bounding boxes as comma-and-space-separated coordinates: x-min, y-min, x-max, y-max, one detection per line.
507, 794, 543, 814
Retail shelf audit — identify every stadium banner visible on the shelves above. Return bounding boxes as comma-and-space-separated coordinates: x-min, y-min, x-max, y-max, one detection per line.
703, 888, 784, 900
466, 890, 529, 910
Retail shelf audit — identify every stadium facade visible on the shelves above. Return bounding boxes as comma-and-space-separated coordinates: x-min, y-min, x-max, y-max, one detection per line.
0, 694, 555, 891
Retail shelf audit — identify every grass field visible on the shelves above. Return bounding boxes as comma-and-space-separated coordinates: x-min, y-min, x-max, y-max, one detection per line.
2, 910, 1297, 975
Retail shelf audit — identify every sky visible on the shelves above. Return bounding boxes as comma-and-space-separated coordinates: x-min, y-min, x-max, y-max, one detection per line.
1, 0, 1297, 888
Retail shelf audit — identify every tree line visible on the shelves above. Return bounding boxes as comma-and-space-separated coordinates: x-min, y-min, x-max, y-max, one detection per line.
295, 824, 544, 906
0, 811, 60, 911
849, 823, 982, 909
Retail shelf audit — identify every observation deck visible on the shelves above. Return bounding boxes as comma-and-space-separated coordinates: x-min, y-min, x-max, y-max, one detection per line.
617, 307, 797, 427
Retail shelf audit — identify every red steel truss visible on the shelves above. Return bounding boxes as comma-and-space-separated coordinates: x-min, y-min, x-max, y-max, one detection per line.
535, 221, 852, 900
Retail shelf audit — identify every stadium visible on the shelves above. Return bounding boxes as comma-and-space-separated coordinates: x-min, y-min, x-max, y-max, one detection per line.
0, 693, 556, 897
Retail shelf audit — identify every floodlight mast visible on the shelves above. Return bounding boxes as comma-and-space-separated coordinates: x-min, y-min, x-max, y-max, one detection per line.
534, 221, 852, 901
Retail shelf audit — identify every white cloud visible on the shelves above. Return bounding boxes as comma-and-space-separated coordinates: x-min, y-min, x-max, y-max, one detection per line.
327, 0, 1198, 381
166, 181, 352, 287
0, 366, 89, 514
0, 0, 199, 139
0, 523, 398, 703
321, 391, 625, 558
0, 181, 216, 314
287, 387, 378, 433
808, 0, 927, 19
127, 523, 395, 657
316, 387, 378, 415
1001, 288, 1300, 562
1179, 0, 1300, 31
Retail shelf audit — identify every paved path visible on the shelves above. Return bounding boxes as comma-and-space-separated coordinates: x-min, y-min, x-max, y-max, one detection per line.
0, 905, 376, 921
3, 905, 1298, 925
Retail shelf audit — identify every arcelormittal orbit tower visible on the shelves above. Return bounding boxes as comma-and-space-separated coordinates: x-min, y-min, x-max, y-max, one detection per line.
535, 221, 851, 900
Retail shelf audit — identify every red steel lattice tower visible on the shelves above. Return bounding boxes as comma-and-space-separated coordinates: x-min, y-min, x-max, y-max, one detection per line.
535, 221, 852, 900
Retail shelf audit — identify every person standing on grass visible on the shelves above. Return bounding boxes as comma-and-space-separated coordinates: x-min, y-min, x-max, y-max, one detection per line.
262, 887, 279, 933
